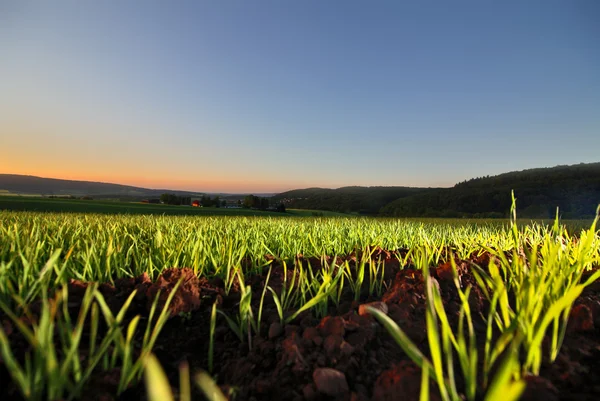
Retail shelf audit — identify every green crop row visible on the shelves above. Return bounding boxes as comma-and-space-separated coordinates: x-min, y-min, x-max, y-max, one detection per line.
0, 210, 592, 299
0, 197, 598, 400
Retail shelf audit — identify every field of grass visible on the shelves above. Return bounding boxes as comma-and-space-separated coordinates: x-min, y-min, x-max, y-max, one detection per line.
0, 195, 273, 216
0, 200, 599, 400
285, 208, 354, 217
0, 196, 351, 218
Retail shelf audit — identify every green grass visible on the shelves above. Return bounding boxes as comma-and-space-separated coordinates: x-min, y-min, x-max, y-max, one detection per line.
1, 197, 590, 229
0, 196, 354, 217
0, 197, 598, 401
285, 208, 351, 217
0, 211, 513, 289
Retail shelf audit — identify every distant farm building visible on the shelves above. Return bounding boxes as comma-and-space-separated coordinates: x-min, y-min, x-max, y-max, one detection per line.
192, 200, 201, 207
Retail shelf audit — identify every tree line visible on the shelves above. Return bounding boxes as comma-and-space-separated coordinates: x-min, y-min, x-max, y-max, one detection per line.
244, 195, 286, 212
270, 186, 430, 215
267, 163, 600, 219
159, 193, 191, 206
159, 193, 286, 212
199, 195, 226, 208
380, 163, 600, 219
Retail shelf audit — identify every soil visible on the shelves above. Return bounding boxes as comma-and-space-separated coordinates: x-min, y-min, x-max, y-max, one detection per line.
0, 250, 599, 401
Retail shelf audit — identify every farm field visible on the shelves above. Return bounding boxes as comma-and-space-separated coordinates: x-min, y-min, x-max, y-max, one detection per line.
0, 196, 349, 217
0, 206, 599, 401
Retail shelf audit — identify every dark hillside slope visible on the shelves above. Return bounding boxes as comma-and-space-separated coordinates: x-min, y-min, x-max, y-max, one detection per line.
272, 186, 436, 214
380, 163, 600, 219
0, 174, 201, 198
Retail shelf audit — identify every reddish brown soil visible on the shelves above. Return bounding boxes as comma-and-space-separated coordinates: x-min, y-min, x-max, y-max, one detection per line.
0, 252, 599, 401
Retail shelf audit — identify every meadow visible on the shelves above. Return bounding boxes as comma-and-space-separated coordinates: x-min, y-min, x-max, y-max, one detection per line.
0, 196, 347, 217
0, 201, 599, 401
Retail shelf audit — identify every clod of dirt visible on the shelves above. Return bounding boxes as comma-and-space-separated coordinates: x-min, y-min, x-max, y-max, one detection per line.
114, 276, 136, 289
344, 319, 360, 331
312, 367, 349, 397
318, 316, 346, 337
387, 303, 410, 323
345, 317, 377, 348
372, 361, 441, 401
358, 301, 388, 317
433, 260, 455, 282
99, 282, 117, 295
68, 278, 89, 297
323, 334, 344, 356
382, 269, 426, 306
136, 272, 152, 285
568, 304, 595, 333
314, 335, 324, 346
303, 327, 320, 343
132, 272, 152, 303
340, 341, 355, 356
303, 383, 318, 400
521, 375, 559, 401
145, 268, 200, 316
268, 322, 283, 339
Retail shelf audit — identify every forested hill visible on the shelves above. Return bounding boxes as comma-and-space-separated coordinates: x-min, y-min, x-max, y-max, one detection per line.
271, 186, 436, 215
0, 174, 202, 198
380, 163, 600, 219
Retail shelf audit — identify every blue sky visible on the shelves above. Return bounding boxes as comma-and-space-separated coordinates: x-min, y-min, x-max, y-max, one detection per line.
1, 0, 598, 192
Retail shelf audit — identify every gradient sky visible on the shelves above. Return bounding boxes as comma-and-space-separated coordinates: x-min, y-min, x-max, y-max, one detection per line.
1, 1, 599, 193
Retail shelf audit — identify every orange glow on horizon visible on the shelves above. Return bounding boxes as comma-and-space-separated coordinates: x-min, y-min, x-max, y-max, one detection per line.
0, 119, 297, 193
0, 164, 295, 194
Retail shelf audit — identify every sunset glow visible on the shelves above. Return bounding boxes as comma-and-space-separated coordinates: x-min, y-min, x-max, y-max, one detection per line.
2, 1, 598, 193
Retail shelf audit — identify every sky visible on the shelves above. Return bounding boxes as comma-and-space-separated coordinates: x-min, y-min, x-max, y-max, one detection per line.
1, 1, 599, 193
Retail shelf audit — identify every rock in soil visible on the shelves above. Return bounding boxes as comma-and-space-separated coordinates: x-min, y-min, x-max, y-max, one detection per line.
312, 367, 350, 397
358, 301, 388, 317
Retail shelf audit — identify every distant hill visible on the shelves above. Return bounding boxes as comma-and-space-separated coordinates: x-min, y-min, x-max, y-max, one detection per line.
5, 162, 599, 218
0, 174, 204, 200
271, 186, 436, 215
380, 163, 600, 219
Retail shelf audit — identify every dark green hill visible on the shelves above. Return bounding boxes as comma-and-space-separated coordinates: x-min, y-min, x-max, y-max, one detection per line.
272, 186, 436, 215
380, 163, 600, 219
0, 174, 206, 199
1, 174, 153, 197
